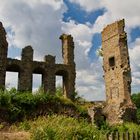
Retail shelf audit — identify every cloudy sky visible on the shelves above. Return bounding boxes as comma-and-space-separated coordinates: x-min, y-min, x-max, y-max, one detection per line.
0, 0, 140, 101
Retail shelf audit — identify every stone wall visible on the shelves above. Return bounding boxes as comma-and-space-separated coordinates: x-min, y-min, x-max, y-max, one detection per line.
0, 22, 76, 99
0, 22, 8, 89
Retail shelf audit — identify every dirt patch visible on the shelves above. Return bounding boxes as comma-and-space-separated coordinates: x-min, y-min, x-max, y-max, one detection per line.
0, 131, 30, 140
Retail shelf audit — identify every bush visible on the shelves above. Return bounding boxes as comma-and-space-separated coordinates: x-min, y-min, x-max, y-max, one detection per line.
0, 89, 11, 107
0, 88, 87, 123
131, 93, 140, 108
131, 93, 140, 122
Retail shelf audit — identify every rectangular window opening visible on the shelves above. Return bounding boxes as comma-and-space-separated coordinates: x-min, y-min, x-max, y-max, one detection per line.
32, 74, 42, 93
109, 56, 115, 67
6, 72, 18, 90
56, 76, 63, 96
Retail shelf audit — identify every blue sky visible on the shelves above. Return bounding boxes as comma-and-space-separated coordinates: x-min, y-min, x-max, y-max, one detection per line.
130, 27, 140, 42
0, 0, 140, 101
63, 0, 105, 24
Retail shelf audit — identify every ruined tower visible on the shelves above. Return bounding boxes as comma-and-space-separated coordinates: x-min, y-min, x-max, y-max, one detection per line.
102, 19, 136, 124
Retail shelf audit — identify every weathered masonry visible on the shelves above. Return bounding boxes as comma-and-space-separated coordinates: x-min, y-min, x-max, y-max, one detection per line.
102, 19, 136, 125
88, 19, 136, 126
0, 22, 76, 99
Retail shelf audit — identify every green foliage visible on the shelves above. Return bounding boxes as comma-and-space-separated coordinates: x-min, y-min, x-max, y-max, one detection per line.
71, 91, 87, 102
102, 122, 140, 133
75, 105, 88, 118
131, 92, 140, 122
1, 89, 140, 139
18, 120, 31, 131
33, 127, 56, 140
131, 93, 140, 108
100, 121, 111, 132
136, 108, 140, 121
96, 48, 103, 57
123, 123, 140, 133
30, 115, 99, 140
0, 89, 11, 107
0, 88, 86, 122
35, 85, 45, 94
55, 86, 81, 102
56, 86, 63, 97
9, 115, 140, 140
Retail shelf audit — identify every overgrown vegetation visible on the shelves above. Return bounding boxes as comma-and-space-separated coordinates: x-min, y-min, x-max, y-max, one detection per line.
0, 89, 140, 139
7, 115, 140, 140
0, 88, 88, 123
131, 92, 140, 122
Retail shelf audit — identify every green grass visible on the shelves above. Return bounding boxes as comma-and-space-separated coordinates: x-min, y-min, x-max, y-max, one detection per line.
30, 115, 99, 140
0, 89, 140, 139
10, 115, 99, 140
8, 115, 140, 140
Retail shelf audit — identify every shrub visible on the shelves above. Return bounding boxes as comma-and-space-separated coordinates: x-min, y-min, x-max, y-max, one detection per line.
0, 88, 87, 122
131, 93, 140, 122
131, 93, 140, 108
0, 89, 11, 107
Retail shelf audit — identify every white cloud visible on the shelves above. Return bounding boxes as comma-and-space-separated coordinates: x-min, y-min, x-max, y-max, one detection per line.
92, 12, 114, 33
33, 74, 42, 90
103, 0, 140, 28
62, 20, 93, 69
129, 38, 140, 92
6, 72, 18, 89
69, 0, 140, 95
1, 0, 105, 101
94, 0, 140, 34
70, 0, 140, 33
0, 0, 66, 62
63, 0, 140, 97
3, 0, 140, 101
24, 0, 64, 10
62, 20, 106, 100
0, 0, 66, 90
76, 58, 105, 101
69, 0, 103, 12
129, 38, 140, 63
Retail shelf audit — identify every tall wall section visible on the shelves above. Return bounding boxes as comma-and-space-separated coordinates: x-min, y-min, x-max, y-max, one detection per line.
102, 19, 136, 125
0, 22, 8, 89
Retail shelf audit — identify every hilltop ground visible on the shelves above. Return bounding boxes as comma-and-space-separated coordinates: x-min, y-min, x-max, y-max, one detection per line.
0, 89, 140, 140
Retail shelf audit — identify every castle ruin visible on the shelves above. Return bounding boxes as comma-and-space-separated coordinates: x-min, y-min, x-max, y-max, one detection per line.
0, 19, 137, 125
0, 22, 76, 99
102, 19, 136, 125
88, 19, 136, 125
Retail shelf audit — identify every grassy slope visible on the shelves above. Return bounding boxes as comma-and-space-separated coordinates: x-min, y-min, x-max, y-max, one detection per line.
1, 115, 140, 140
0, 89, 140, 140
0, 89, 89, 123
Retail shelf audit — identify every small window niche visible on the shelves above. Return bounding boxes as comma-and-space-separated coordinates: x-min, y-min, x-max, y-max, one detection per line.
109, 56, 115, 67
